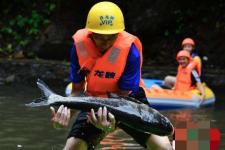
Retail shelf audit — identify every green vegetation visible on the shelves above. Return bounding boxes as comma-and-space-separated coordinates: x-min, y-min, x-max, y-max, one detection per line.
0, 0, 225, 68
0, 1, 56, 56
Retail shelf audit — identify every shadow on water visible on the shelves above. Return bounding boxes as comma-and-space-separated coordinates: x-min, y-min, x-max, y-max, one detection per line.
0, 84, 224, 149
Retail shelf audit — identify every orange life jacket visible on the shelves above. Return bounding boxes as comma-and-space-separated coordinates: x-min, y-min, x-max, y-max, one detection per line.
174, 61, 198, 91
72, 29, 143, 96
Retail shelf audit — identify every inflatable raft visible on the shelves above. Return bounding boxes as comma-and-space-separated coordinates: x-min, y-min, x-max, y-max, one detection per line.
65, 79, 215, 110
143, 79, 215, 110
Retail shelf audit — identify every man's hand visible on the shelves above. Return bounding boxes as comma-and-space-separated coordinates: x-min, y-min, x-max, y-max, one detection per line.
50, 105, 71, 128
87, 107, 116, 133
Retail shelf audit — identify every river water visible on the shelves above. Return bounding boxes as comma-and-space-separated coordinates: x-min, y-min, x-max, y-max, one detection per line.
0, 84, 224, 150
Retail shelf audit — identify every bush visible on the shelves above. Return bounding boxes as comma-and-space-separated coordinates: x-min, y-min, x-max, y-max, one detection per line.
0, 1, 56, 56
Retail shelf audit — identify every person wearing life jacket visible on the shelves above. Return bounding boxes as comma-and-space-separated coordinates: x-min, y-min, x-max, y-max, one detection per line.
174, 50, 205, 100
182, 38, 202, 74
164, 37, 202, 88
50, 2, 173, 150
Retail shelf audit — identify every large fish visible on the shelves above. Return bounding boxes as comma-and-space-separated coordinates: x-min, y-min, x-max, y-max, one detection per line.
26, 79, 174, 136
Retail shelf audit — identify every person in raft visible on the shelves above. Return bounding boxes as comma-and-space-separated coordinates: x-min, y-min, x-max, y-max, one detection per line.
173, 50, 205, 101
164, 38, 202, 88
49, 1, 173, 150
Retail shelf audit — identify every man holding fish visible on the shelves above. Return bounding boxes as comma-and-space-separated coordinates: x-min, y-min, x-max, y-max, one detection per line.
50, 2, 173, 150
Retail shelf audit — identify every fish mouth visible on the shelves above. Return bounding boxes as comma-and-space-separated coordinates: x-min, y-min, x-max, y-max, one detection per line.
25, 97, 49, 107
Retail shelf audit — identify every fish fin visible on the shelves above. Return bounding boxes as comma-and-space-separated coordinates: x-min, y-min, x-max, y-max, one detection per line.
37, 78, 54, 98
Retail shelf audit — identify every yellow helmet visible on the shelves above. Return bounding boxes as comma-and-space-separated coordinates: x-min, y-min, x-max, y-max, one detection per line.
86, 1, 125, 34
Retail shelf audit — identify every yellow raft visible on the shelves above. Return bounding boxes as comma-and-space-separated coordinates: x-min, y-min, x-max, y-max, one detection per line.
143, 79, 215, 110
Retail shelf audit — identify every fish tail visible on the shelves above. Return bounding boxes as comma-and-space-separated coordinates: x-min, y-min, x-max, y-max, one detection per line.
37, 78, 54, 98
25, 79, 54, 107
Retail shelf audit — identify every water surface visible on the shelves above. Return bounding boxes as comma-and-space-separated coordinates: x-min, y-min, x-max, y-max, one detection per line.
0, 84, 224, 149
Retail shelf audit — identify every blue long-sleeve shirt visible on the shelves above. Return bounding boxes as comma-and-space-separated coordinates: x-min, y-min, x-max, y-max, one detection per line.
70, 43, 141, 93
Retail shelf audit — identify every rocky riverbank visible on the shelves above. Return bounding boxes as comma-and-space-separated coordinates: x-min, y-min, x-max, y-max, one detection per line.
0, 59, 69, 86
0, 58, 225, 87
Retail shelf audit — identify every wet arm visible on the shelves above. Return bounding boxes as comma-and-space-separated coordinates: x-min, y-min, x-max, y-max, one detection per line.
196, 81, 205, 100
192, 70, 205, 100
